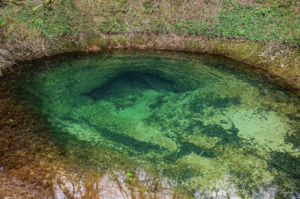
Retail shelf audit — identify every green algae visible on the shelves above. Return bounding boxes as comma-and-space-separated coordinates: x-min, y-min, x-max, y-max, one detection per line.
110, 35, 127, 48
131, 35, 149, 45
10, 50, 300, 198
86, 36, 108, 49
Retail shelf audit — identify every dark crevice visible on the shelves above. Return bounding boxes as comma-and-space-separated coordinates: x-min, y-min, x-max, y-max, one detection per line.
81, 71, 191, 101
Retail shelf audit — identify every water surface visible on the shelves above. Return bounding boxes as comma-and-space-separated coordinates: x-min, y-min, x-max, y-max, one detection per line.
7, 51, 300, 198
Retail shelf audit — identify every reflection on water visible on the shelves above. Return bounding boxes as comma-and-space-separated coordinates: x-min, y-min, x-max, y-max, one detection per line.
54, 167, 188, 198
2, 51, 300, 198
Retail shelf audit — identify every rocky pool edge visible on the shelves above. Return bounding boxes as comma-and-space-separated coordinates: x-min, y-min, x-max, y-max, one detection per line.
1, 33, 300, 95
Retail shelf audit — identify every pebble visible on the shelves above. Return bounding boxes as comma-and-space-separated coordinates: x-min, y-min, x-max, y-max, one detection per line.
0, 167, 4, 172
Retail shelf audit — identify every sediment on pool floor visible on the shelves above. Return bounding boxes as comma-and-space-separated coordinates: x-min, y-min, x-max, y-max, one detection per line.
2, 51, 300, 198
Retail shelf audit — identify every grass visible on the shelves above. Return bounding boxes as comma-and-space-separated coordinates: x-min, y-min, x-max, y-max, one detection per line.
0, 0, 299, 70
0, 0, 82, 42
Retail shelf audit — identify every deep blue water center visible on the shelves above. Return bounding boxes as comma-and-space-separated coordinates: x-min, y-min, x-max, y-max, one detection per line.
12, 51, 300, 198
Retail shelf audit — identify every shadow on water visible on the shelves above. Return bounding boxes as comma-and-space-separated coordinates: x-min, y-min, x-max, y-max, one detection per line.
83, 71, 183, 101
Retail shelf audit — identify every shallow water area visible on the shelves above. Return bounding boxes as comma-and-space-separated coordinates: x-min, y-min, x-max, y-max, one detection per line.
4, 50, 300, 198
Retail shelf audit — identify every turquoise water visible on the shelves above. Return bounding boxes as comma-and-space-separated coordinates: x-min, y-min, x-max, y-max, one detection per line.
11, 51, 300, 198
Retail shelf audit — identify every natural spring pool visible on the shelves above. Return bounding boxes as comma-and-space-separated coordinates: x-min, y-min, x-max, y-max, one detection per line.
2, 50, 300, 198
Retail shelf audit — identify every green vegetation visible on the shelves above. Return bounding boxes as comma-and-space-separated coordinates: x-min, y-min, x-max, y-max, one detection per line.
1, 0, 299, 45
7, 119, 14, 126
0, 0, 81, 42
0, 0, 299, 69
216, 3, 300, 46
125, 171, 132, 181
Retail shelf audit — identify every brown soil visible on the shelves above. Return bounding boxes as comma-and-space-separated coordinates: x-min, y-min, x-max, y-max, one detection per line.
0, 75, 55, 198
0, 172, 45, 199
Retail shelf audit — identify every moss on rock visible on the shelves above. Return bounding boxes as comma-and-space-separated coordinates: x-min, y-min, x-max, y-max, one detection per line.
110, 35, 128, 48
2, 33, 300, 97
131, 35, 149, 45
87, 37, 108, 49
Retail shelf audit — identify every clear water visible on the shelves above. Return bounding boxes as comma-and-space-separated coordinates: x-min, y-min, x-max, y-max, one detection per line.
9, 51, 300, 198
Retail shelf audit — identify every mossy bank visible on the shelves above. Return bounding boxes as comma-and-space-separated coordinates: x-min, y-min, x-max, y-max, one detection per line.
1, 0, 299, 95
1, 33, 300, 96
